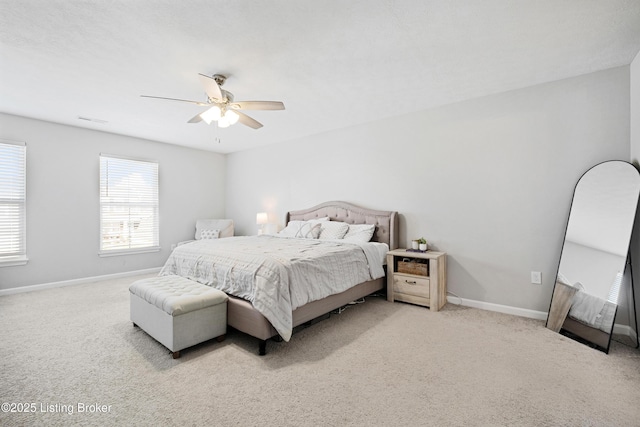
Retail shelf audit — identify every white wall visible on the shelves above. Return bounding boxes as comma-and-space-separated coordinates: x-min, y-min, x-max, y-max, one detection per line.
0, 114, 226, 289
226, 67, 631, 313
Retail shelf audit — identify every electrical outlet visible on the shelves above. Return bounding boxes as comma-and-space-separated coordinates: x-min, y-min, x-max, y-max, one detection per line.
531, 271, 542, 285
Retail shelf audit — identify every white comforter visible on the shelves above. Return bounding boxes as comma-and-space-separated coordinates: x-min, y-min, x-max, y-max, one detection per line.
159, 235, 388, 341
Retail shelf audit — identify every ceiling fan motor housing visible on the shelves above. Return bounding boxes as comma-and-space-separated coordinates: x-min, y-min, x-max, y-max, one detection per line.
213, 74, 227, 86
208, 90, 233, 104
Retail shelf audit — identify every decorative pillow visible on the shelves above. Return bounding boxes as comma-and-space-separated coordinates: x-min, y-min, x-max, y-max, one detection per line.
343, 223, 376, 243
279, 220, 322, 239
318, 221, 349, 240
200, 229, 220, 239
296, 223, 321, 239
196, 219, 234, 239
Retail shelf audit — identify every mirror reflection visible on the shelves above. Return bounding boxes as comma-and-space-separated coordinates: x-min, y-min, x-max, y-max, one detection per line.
546, 161, 640, 352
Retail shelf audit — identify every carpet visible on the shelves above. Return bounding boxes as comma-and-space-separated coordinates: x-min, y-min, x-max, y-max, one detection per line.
1, 273, 639, 426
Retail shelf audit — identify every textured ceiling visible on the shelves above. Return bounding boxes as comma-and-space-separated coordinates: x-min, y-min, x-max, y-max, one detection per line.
1, 0, 640, 154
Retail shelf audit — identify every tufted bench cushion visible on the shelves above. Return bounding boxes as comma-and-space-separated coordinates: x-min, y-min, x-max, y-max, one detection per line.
129, 275, 228, 358
129, 276, 228, 316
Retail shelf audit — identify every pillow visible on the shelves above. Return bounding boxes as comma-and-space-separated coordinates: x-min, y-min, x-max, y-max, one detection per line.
279, 220, 322, 239
278, 221, 300, 237
196, 219, 234, 239
200, 229, 220, 239
296, 223, 321, 239
343, 223, 376, 243
318, 221, 349, 240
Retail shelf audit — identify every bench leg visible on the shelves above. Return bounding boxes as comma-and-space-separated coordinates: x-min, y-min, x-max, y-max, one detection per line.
216, 334, 226, 342
172, 351, 181, 359
258, 340, 266, 356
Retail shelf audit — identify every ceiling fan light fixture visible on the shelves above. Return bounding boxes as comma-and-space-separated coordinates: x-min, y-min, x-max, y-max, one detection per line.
225, 110, 239, 125
217, 110, 239, 128
200, 106, 222, 124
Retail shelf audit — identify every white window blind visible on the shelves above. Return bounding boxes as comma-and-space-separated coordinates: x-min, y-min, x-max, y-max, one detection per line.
99, 155, 159, 255
0, 140, 27, 265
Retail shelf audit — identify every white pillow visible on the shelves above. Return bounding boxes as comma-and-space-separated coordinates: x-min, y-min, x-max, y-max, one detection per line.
343, 223, 376, 243
278, 221, 301, 237
279, 220, 322, 239
318, 221, 349, 240
196, 219, 234, 239
200, 229, 220, 239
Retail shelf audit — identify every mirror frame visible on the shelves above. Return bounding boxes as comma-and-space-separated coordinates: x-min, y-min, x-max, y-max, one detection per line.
546, 160, 640, 353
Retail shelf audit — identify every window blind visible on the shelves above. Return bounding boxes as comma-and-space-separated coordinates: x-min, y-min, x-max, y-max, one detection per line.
0, 140, 27, 264
99, 155, 159, 254
607, 271, 623, 304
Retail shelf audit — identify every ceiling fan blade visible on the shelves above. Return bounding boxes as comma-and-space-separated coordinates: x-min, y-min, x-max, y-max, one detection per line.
187, 112, 203, 123
230, 101, 285, 111
140, 95, 209, 106
198, 73, 223, 101
235, 111, 263, 129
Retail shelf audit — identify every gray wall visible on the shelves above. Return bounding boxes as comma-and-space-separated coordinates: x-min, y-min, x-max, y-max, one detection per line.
226, 67, 631, 313
0, 114, 227, 289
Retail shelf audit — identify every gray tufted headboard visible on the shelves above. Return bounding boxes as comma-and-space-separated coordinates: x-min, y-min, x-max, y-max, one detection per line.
285, 201, 398, 249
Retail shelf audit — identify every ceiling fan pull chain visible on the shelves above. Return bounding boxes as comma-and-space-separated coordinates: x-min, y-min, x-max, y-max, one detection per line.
212, 121, 221, 144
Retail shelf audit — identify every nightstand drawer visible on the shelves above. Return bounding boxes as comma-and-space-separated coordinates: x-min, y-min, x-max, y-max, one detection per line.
393, 274, 430, 298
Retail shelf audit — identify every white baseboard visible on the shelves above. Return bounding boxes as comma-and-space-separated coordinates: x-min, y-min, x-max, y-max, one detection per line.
447, 295, 548, 320
613, 324, 639, 343
0, 268, 161, 296
448, 295, 639, 342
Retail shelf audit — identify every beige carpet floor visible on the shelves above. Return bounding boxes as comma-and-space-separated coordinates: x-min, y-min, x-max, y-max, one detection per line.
1, 273, 639, 426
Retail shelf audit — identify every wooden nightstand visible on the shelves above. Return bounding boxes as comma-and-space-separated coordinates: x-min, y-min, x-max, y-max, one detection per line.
386, 249, 447, 311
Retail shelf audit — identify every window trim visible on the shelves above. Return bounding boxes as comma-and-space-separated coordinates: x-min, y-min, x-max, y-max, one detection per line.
0, 139, 28, 267
98, 247, 160, 257
98, 153, 160, 257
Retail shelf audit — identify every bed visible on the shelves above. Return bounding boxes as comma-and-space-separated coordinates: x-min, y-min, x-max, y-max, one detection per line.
160, 201, 398, 354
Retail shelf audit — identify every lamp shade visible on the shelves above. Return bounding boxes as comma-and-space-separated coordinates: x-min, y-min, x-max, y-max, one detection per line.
200, 106, 222, 124
226, 110, 239, 125
218, 110, 239, 128
256, 212, 268, 225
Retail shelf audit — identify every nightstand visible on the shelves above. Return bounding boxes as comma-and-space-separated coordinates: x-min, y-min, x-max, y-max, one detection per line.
386, 249, 447, 311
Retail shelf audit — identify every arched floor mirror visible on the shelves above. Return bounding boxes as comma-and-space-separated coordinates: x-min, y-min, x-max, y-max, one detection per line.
546, 160, 640, 353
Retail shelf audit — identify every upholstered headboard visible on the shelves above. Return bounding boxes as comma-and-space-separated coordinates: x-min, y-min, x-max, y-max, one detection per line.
285, 201, 398, 249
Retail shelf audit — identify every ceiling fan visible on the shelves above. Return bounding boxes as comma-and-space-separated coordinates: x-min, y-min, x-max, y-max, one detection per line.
141, 74, 285, 129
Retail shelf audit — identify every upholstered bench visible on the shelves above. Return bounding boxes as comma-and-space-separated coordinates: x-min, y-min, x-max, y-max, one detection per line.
129, 275, 228, 359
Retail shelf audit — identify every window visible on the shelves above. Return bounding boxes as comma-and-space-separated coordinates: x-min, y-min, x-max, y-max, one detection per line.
99, 155, 159, 255
0, 140, 27, 266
